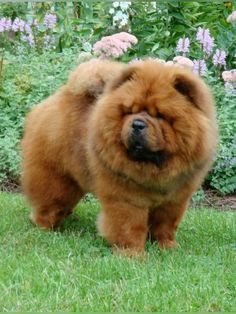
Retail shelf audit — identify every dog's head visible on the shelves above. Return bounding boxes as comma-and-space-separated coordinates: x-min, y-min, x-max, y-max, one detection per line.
89, 61, 217, 185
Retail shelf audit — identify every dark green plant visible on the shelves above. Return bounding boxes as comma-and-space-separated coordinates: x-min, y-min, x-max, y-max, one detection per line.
129, 1, 235, 67
0, 2, 28, 19
207, 83, 236, 194
0, 49, 77, 188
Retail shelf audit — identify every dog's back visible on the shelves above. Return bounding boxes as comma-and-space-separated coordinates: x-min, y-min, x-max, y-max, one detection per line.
21, 59, 124, 228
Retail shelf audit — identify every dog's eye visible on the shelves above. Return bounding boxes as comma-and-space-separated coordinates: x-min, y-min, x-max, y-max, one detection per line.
156, 112, 164, 120
121, 106, 132, 116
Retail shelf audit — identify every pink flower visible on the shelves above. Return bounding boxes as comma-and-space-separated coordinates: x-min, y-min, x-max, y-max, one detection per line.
112, 32, 137, 45
173, 56, 194, 70
222, 70, 236, 82
227, 11, 236, 23
93, 32, 138, 58
222, 70, 236, 93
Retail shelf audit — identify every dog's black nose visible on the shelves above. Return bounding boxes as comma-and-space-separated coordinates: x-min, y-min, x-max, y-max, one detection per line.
132, 119, 147, 132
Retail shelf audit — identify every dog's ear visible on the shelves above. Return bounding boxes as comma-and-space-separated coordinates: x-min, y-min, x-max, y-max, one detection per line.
174, 73, 200, 107
107, 65, 136, 91
173, 72, 213, 112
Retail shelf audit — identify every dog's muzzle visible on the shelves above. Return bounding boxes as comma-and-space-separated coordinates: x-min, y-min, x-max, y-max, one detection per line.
127, 119, 164, 165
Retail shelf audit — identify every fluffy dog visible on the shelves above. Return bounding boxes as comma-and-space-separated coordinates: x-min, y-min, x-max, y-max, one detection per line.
21, 59, 217, 254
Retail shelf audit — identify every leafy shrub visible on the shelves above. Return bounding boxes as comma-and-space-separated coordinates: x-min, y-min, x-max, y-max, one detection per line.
0, 2, 28, 19
208, 84, 236, 194
1, 2, 235, 64
0, 49, 77, 188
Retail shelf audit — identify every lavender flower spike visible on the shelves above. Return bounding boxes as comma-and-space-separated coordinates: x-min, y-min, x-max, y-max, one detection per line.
43, 13, 57, 29
21, 33, 34, 46
176, 37, 190, 55
196, 27, 214, 55
5, 18, 12, 31
0, 18, 7, 32
12, 17, 25, 32
203, 35, 214, 55
193, 59, 207, 76
213, 49, 226, 66
196, 27, 210, 43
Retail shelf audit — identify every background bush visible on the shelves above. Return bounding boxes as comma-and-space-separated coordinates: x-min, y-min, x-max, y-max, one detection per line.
0, 50, 77, 188
0, 1, 235, 194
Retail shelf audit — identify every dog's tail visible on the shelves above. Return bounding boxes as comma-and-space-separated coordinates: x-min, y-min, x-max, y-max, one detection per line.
66, 59, 125, 99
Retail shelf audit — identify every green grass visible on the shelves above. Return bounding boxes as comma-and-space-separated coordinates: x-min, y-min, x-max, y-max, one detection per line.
0, 192, 235, 312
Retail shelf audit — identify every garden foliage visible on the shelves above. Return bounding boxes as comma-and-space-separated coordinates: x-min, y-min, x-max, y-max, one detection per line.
0, 1, 235, 194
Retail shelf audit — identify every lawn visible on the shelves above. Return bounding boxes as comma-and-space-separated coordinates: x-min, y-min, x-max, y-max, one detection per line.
0, 192, 235, 312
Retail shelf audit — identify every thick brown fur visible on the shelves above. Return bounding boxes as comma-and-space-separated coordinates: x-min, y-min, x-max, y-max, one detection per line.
21, 59, 217, 255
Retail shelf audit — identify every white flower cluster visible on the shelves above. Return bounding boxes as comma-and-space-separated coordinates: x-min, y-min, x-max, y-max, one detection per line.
109, 1, 131, 29
151, 2, 157, 10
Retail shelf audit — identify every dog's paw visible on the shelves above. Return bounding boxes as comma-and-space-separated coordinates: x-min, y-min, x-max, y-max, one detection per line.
158, 239, 179, 249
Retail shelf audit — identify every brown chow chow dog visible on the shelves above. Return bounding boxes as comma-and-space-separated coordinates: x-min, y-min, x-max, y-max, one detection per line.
21, 59, 217, 255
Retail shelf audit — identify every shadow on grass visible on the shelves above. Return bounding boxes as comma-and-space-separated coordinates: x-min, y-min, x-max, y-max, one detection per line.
58, 212, 96, 234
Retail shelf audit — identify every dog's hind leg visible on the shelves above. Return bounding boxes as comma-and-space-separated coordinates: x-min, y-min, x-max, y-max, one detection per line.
22, 165, 84, 229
